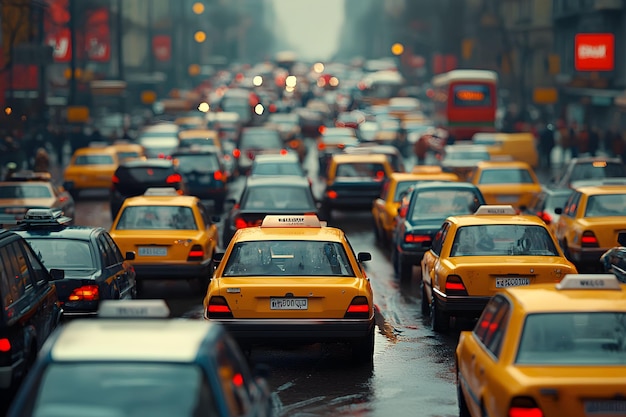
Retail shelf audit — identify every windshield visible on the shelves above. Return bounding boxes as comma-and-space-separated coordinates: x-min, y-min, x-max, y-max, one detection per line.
23, 363, 218, 417
223, 240, 354, 276
242, 186, 315, 210
173, 154, 221, 173
116, 206, 197, 230
25, 238, 95, 270
0, 185, 52, 199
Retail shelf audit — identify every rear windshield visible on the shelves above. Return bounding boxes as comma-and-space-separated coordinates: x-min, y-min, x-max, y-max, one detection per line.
450, 224, 558, 257
115, 206, 197, 230
516, 313, 626, 365
223, 240, 355, 276
569, 162, 626, 183
335, 163, 387, 180
173, 154, 220, 173
251, 162, 303, 176
585, 194, 626, 217
74, 154, 114, 165
116, 166, 174, 183
25, 238, 95, 270
0, 184, 52, 199
242, 186, 315, 211
478, 169, 534, 184
408, 189, 482, 221
240, 131, 282, 149
23, 363, 217, 417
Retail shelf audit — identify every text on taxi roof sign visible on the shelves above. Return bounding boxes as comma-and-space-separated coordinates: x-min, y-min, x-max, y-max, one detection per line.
556, 274, 621, 290
474, 205, 516, 215
261, 214, 321, 228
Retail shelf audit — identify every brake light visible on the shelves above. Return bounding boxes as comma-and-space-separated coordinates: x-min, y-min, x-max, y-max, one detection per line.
289, 139, 299, 149
317, 142, 326, 151
166, 173, 182, 184
326, 190, 338, 199
269, 104, 277, 113
508, 397, 543, 417
68, 285, 100, 301
375, 170, 385, 180
344, 296, 370, 318
187, 244, 204, 261
280, 149, 288, 155
0, 338, 10, 352
581, 231, 599, 247
232, 373, 244, 387
445, 275, 467, 295
235, 218, 248, 229
59, 196, 69, 203
214, 170, 223, 181
404, 234, 431, 244
318, 125, 326, 134
537, 211, 552, 224
337, 143, 345, 149
233, 149, 241, 158
112, 174, 120, 184
207, 296, 233, 318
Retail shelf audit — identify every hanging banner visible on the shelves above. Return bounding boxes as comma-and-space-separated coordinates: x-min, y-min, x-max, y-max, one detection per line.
85, 8, 111, 62
575, 33, 614, 71
153, 35, 172, 62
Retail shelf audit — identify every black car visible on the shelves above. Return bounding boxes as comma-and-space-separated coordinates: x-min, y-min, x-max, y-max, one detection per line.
234, 127, 286, 176
391, 182, 486, 283
601, 231, 626, 282
15, 209, 137, 317
110, 158, 185, 220
222, 176, 319, 247
0, 227, 62, 396
522, 185, 573, 231
171, 148, 228, 213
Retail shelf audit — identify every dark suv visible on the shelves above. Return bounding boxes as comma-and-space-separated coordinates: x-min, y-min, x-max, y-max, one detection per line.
0, 228, 62, 395
110, 158, 186, 220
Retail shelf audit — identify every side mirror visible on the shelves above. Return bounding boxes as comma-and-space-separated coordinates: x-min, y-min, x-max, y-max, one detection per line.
618, 231, 626, 247
357, 252, 372, 262
213, 252, 225, 266
125, 251, 135, 261
49, 268, 64, 281
554, 208, 563, 215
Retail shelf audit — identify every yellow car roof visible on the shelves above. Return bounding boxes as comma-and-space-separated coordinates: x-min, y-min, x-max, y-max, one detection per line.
72, 146, 116, 156
505, 274, 626, 313
389, 172, 459, 182
122, 194, 199, 207
573, 184, 626, 195
330, 153, 390, 164
476, 160, 533, 169
232, 215, 345, 243
178, 129, 218, 139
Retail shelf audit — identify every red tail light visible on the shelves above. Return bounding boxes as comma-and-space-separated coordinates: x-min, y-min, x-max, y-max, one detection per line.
207, 296, 233, 318
317, 142, 326, 150
326, 190, 338, 199
0, 338, 10, 352
247, 151, 255, 160
508, 397, 543, 417
280, 149, 288, 155
187, 244, 204, 261
235, 218, 248, 229
375, 170, 385, 181
537, 211, 552, 224
112, 175, 120, 184
404, 234, 431, 244
345, 296, 370, 318
318, 125, 326, 134
337, 143, 345, 149
269, 104, 277, 113
445, 275, 467, 295
213, 171, 223, 181
233, 149, 241, 158
166, 173, 182, 184
289, 140, 299, 149
68, 285, 100, 301
581, 231, 599, 247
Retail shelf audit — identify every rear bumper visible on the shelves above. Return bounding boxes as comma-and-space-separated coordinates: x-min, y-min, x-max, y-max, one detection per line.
569, 247, 606, 265
323, 196, 379, 210
210, 318, 374, 343
134, 261, 212, 279
433, 288, 491, 317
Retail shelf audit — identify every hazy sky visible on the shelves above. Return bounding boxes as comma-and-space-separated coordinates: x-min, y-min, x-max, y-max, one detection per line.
272, 0, 345, 61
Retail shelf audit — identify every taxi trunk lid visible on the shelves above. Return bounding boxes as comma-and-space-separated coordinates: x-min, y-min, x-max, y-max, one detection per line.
217, 277, 362, 318
112, 230, 205, 263
580, 217, 626, 249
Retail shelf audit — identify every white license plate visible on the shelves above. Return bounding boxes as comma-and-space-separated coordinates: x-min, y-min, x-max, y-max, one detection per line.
585, 400, 626, 415
496, 277, 530, 288
138, 247, 167, 256
270, 298, 308, 310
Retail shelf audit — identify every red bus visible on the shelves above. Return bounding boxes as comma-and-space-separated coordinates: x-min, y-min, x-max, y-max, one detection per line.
431, 69, 498, 141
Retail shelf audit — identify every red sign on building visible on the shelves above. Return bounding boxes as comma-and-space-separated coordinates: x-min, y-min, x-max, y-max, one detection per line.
575, 33, 614, 71
85, 8, 111, 62
152, 35, 172, 62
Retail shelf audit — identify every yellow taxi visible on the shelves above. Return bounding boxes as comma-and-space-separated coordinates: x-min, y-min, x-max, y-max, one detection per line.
372, 171, 460, 244
456, 273, 626, 417
109, 140, 146, 163
62, 145, 119, 199
472, 132, 539, 168
468, 160, 542, 211
174, 115, 206, 131
554, 181, 626, 271
109, 188, 219, 293
421, 205, 577, 332
178, 129, 222, 151
203, 215, 375, 364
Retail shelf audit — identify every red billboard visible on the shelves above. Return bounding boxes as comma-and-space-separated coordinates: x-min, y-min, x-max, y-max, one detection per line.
85, 8, 111, 62
575, 33, 614, 71
153, 35, 172, 62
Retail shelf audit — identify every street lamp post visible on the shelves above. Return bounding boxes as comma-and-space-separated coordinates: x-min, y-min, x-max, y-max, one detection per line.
69, 0, 77, 106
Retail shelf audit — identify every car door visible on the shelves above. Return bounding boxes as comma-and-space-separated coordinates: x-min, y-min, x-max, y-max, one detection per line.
555, 191, 582, 246
99, 233, 131, 299
421, 222, 450, 301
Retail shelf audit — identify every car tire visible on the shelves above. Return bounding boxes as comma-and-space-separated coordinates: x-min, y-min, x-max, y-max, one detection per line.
420, 281, 430, 316
431, 297, 449, 333
457, 370, 471, 417
351, 327, 374, 365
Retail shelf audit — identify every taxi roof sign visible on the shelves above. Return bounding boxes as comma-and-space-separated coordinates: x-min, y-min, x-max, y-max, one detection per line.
98, 300, 171, 318
261, 214, 322, 228
144, 187, 180, 196
474, 205, 517, 215
556, 274, 622, 291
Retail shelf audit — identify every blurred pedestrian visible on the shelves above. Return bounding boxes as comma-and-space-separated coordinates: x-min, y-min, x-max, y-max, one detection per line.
569, 123, 579, 159
33, 148, 50, 173
538, 123, 555, 170
603, 128, 614, 156
588, 126, 600, 157
577, 124, 590, 155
